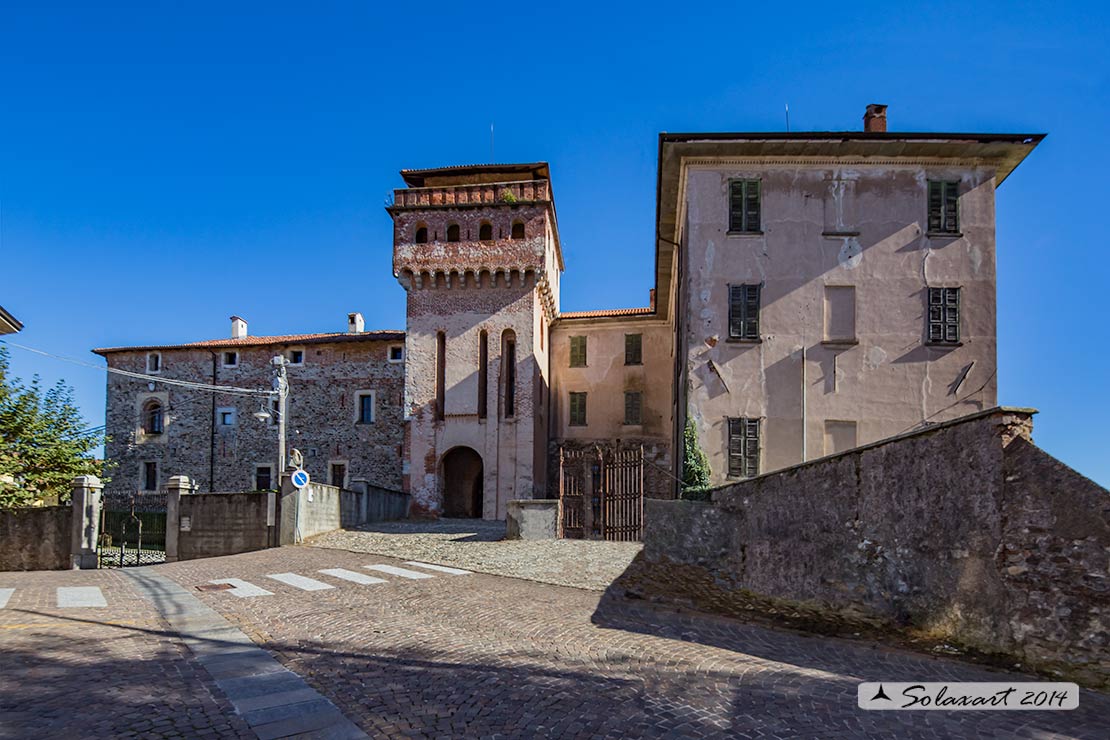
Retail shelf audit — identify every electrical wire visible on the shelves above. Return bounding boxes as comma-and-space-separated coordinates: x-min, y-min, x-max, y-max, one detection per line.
1, 338, 276, 398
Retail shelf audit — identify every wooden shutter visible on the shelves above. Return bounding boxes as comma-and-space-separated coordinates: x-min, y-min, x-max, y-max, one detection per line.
570, 336, 586, 367
928, 181, 943, 232
728, 284, 761, 339
625, 334, 642, 365
624, 392, 642, 425
743, 284, 760, 338
928, 287, 961, 343
743, 418, 760, 477
570, 392, 587, 426
728, 418, 744, 477
744, 180, 761, 232
943, 182, 959, 233
729, 181, 745, 232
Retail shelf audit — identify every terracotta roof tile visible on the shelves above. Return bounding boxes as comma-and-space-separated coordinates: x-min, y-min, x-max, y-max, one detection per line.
558, 307, 655, 319
93, 330, 404, 355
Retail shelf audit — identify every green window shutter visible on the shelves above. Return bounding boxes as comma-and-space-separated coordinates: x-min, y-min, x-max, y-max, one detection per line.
625, 334, 642, 365
728, 284, 761, 339
727, 418, 743, 477
570, 392, 587, 426
743, 418, 760, 477
927, 287, 961, 343
743, 284, 760, 339
570, 336, 587, 367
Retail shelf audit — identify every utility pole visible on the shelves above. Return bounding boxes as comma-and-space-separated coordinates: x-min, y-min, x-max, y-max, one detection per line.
272, 355, 289, 476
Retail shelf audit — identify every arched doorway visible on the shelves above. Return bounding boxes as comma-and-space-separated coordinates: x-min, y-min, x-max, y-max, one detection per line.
442, 447, 483, 518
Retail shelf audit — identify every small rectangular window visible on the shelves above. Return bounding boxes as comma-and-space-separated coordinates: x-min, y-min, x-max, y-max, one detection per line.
727, 417, 760, 478
223, 351, 238, 367
503, 337, 516, 418
728, 284, 761, 340
569, 392, 587, 426
624, 334, 642, 365
728, 179, 761, 233
927, 287, 961, 344
623, 391, 643, 425
388, 345, 404, 363
357, 393, 375, 424
287, 349, 304, 365
329, 463, 347, 488
217, 407, 237, 427
269, 398, 280, 426
143, 461, 158, 491
569, 336, 587, 367
927, 180, 960, 234
254, 465, 273, 491
147, 353, 161, 373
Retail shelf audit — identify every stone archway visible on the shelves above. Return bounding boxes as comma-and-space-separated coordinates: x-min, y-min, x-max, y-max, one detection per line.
442, 447, 483, 518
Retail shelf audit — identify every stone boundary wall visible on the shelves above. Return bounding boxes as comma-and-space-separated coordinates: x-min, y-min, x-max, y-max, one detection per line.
0, 506, 72, 570
177, 493, 271, 561
640, 407, 1109, 685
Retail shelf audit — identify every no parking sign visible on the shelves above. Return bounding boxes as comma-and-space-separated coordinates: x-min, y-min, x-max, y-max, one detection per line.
291, 469, 310, 489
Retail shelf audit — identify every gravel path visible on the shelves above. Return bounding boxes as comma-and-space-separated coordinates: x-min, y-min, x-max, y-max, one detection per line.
306, 519, 641, 591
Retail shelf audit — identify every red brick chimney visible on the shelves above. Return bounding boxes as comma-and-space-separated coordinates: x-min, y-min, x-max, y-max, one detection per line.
863, 104, 888, 133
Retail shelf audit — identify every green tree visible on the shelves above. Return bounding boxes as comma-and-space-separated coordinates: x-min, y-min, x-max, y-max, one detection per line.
0, 346, 105, 508
681, 413, 711, 494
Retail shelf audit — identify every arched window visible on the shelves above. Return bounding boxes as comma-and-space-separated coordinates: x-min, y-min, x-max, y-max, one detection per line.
447, 223, 460, 242
479, 222, 493, 241
142, 400, 164, 435
415, 225, 428, 243
511, 221, 525, 240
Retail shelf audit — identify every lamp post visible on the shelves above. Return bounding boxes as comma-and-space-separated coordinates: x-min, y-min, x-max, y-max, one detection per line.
271, 355, 289, 478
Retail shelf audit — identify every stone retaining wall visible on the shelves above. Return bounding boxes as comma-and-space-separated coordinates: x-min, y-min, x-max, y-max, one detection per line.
638, 407, 1109, 686
0, 506, 72, 570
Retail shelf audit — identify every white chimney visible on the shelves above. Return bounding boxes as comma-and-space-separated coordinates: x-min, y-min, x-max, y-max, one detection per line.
347, 312, 364, 334
230, 315, 248, 339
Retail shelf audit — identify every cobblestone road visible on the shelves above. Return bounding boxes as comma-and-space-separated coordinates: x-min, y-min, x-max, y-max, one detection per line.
0, 567, 251, 739
308, 519, 640, 591
155, 546, 1109, 739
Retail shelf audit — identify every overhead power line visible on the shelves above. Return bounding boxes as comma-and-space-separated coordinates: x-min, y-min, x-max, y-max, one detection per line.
1, 339, 275, 398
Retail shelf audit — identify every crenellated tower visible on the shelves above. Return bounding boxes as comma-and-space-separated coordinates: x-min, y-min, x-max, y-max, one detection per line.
389, 163, 562, 519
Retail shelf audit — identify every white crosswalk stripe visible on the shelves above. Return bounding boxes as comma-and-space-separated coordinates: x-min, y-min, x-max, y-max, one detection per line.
57, 586, 107, 608
364, 564, 434, 580
0, 588, 13, 609
404, 561, 472, 576
210, 578, 273, 598
318, 568, 387, 585
267, 573, 334, 591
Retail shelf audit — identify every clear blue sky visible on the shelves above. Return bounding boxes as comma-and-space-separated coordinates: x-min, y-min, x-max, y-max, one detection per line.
2, 1, 1107, 486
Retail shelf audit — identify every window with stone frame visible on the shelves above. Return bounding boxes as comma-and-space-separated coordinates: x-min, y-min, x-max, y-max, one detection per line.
623, 391, 643, 425
141, 400, 164, 435
728, 179, 761, 233
254, 465, 273, 491
727, 417, 760, 478
569, 336, 587, 367
356, 391, 375, 424
447, 223, 460, 242
146, 352, 161, 373
927, 287, 961, 344
569, 392, 587, 426
624, 333, 642, 365
511, 221, 525, 240
222, 351, 238, 368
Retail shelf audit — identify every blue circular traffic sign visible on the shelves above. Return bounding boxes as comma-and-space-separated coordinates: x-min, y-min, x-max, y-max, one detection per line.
291, 469, 310, 489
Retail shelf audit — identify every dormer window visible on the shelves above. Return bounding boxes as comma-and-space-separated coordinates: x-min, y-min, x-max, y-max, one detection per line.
479, 222, 493, 241
511, 221, 525, 240
447, 224, 460, 242
415, 225, 428, 244
146, 352, 161, 373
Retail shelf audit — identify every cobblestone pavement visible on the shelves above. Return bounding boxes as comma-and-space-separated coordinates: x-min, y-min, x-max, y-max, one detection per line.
0, 567, 251, 739
156, 546, 1110, 739
308, 519, 641, 591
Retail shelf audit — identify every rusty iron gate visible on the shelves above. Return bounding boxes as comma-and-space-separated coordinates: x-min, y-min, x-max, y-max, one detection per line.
558, 446, 643, 541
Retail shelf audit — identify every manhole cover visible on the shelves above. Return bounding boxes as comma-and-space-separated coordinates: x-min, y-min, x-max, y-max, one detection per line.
195, 583, 234, 592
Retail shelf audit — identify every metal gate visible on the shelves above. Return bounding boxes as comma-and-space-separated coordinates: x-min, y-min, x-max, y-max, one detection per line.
558, 445, 643, 541
98, 490, 168, 567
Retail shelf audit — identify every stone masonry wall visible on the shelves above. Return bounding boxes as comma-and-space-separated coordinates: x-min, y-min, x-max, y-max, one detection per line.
0, 506, 72, 570
635, 408, 1109, 685
102, 338, 404, 494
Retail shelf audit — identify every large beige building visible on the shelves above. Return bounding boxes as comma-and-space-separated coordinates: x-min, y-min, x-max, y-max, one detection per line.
97, 105, 1042, 516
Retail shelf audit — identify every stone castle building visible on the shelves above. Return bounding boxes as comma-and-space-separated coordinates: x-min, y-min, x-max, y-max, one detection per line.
96, 106, 1043, 517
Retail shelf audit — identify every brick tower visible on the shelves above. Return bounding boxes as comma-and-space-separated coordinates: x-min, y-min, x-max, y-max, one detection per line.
389, 163, 562, 519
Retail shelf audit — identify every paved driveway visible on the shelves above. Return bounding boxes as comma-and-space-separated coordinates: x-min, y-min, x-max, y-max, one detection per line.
3, 544, 1108, 739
